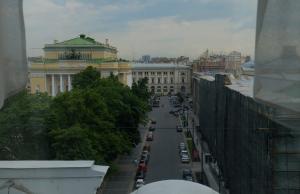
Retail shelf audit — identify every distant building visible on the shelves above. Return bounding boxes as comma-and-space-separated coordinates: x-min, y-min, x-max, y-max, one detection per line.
150, 57, 177, 64
29, 34, 132, 96
192, 50, 226, 75
176, 56, 190, 65
141, 55, 151, 63
225, 51, 242, 76
132, 63, 191, 95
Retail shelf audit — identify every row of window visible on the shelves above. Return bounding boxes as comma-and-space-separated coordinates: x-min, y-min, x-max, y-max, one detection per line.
150, 86, 174, 93
133, 71, 186, 76
133, 77, 185, 84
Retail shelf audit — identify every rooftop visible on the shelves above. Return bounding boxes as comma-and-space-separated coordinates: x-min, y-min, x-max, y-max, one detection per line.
226, 75, 254, 98
0, 160, 99, 169
44, 34, 117, 51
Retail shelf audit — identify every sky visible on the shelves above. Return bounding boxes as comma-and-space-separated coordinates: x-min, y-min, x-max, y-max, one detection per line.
24, 0, 257, 59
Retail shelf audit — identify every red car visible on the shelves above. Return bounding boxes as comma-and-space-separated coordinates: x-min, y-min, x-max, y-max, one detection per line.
138, 161, 147, 172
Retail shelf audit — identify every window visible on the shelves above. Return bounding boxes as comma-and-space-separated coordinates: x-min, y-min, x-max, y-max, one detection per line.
138, 72, 143, 76
170, 86, 174, 92
151, 78, 154, 84
157, 72, 161, 75
164, 77, 167, 84
145, 72, 149, 76
182, 77, 185, 83
170, 77, 174, 84
35, 84, 40, 93
163, 72, 168, 75
181, 72, 185, 76
158, 78, 161, 84
151, 72, 155, 75
163, 86, 168, 92
132, 72, 136, 76
157, 86, 161, 93
170, 72, 174, 75
151, 86, 155, 93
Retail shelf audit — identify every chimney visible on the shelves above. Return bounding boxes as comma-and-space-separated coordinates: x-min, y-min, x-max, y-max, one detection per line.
105, 38, 109, 46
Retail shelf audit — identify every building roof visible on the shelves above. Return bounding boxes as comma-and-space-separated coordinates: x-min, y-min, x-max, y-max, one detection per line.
0, 160, 97, 169
132, 63, 190, 70
131, 180, 219, 194
226, 75, 254, 98
44, 35, 117, 51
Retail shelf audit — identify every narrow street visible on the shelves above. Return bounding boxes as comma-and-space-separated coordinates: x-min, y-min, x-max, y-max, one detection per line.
145, 96, 190, 183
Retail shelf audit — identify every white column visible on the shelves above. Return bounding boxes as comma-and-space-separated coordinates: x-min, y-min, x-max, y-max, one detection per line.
51, 74, 55, 97
60, 74, 63, 92
44, 74, 47, 93
68, 74, 72, 91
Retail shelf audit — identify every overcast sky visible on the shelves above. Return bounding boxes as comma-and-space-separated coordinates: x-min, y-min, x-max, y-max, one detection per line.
24, 0, 257, 59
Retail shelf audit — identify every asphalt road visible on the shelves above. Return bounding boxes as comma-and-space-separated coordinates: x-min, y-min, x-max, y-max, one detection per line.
145, 96, 190, 183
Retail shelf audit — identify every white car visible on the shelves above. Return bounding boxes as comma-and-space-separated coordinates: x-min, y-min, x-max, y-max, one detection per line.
180, 150, 188, 157
181, 154, 190, 163
179, 143, 186, 150
135, 179, 145, 189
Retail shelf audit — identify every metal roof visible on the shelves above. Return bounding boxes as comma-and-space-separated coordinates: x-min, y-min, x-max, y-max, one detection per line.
0, 160, 96, 169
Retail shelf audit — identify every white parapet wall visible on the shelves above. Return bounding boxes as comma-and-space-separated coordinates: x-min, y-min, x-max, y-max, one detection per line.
0, 161, 109, 194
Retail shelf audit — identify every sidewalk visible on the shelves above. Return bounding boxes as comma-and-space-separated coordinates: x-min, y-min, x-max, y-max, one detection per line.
186, 109, 229, 194
98, 124, 148, 194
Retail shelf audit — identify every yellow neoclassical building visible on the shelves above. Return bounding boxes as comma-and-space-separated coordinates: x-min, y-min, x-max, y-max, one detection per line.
29, 34, 132, 96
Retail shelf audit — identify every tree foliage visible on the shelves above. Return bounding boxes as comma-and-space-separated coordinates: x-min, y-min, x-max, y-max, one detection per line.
0, 92, 51, 160
0, 66, 150, 163
48, 67, 149, 163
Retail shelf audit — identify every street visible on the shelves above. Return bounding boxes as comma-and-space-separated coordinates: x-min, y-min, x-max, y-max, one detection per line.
145, 96, 190, 183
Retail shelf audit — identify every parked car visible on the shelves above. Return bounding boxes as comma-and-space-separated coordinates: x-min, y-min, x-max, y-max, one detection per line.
141, 153, 150, 164
151, 120, 157, 124
135, 179, 145, 189
176, 126, 183, 132
181, 154, 190, 163
143, 144, 151, 152
174, 104, 181, 108
146, 132, 153, 141
180, 150, 189, 157
142, 150, 149, 155
136, 170, 145, 179
149, 125, 156, 131
182, 169, 193, 181
179, 142, 186, 151
138, 161, 148, 172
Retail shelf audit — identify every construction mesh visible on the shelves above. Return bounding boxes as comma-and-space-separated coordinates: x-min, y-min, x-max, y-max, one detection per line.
193, 74, 300, 194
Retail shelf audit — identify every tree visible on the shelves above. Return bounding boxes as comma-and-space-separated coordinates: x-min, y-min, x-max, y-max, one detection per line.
48, 67, 150, 163
72, 66, 101, 89
132, 77, 150, 101
0, 91, 51, 160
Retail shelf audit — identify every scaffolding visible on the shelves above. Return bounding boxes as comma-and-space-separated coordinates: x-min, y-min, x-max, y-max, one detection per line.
192, 74, 300, 194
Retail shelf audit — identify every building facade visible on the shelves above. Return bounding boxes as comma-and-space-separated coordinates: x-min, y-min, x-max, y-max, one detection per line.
192, 73, 300, 194
225, 51, 242, 76
132, 63, 191, 95
29, 35, 132, 96
192, 50, 226, 75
